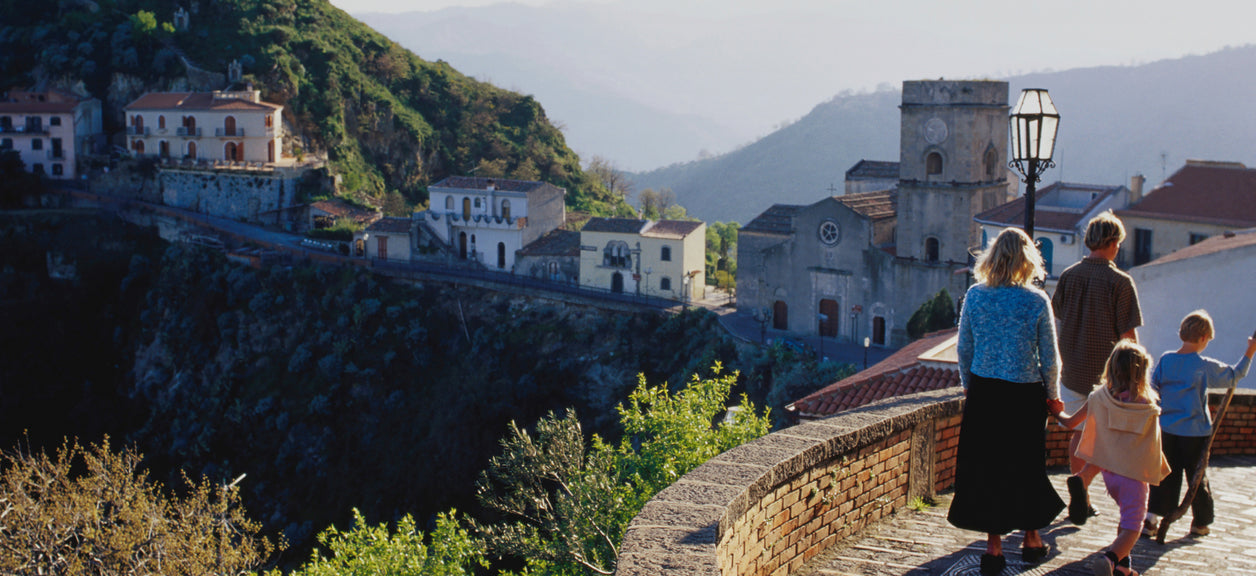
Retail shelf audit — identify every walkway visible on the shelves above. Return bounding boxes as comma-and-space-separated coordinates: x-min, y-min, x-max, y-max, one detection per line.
797, 455, 1256, 575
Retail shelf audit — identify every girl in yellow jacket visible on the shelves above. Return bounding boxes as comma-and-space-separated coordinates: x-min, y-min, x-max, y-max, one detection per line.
1055, 340, 1171, 576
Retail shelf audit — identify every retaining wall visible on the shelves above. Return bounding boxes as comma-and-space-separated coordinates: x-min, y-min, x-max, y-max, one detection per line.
616, 388, 1256, 576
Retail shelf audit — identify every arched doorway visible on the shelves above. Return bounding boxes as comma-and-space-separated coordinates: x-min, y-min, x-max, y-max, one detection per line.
225, 142, 237, 161
267, 140, 275, 163
159, 140, 169, 158
462, 197, 471, 220
459, 231, 468, 259
224, 116, 236, 136
773, 300, 788, 330
497, 242, 506, 269
611, 272, 624, 293
818, 299, 839, 337
187, 141, 197, 159
133, 140, 145, 155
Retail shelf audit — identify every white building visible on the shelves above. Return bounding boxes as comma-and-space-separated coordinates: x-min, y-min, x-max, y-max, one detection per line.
1129, 229, 1256, 387
418, 176, 566, 271
357, 217, 413, 262
974, 180, 1134, 282
0, 89, 102, 180
123, 88, 283, 164
579, 217, 706, 301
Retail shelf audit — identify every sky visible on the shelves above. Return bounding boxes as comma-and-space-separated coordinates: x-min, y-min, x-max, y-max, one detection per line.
328, 0, 1256, 169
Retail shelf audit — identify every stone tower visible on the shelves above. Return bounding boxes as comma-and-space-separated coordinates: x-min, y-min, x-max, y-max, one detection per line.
896, 80, 1009, 264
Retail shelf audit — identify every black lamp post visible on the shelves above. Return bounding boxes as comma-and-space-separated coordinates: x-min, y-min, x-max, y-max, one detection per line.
1009, 88, 1060, 242
817, 313, 828, 362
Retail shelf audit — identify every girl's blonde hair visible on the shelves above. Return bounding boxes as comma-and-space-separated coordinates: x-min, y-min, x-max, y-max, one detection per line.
1101, 340, 1157, 403
973, 228, 1045, 287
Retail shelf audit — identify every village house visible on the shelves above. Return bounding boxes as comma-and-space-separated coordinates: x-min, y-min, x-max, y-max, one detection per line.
0, 89, 103, 180
123, 87, 283, 164
579, 217, 706, 301
417, 176, 566, 271
974, 180, 1134, 282
1116, 160, 1256, 267
357, 217, 413, 262
306, 198, 382, 233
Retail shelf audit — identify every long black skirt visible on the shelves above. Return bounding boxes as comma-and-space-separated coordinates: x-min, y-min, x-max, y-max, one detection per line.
947, 374, 1064, 535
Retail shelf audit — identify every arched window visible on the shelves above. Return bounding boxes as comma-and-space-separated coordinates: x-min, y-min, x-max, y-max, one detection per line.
224, 116, 236, 136
925, 237, 940, 262
133, 140, 145, 154
661, 245, 672, 261
603, 241, 631, 268
984, 147, 998, 179
184, 116, 196, 132
462, 197, 471, 219
926, 152, 943, 175
133, 115, 143, 131
265, 114, 274, 128
445, 196, 454, 211
660, 277, 672, 291
1038, 237, 1054, 277
158, 115, 166, 130
501, 199, 511, 220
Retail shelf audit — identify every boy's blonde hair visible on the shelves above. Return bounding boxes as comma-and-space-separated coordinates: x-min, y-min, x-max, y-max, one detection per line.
1084, 210, 1127, 251
1179, 309, 1215, 343
1101, 340, 1157, 403
973, 227, 1044, 287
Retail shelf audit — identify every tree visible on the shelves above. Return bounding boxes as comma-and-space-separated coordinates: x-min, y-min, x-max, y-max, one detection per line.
906, 289, 956, 340
286, 509, 486, 576
0, 438, 279, 575
585, 156, 632, 201
637, 188, 676, 221
475, 363, 771, 575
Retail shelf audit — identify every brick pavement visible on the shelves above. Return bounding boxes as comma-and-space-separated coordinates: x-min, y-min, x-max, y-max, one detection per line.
796, 455, 1256, 576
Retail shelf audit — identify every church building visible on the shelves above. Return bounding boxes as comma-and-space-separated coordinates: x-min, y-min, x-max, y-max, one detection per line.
736, 80, 1012, 347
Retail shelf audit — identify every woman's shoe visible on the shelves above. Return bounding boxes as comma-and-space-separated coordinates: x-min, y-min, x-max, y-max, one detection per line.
980, 553, 1006, 575
1021, 543, 1049, 564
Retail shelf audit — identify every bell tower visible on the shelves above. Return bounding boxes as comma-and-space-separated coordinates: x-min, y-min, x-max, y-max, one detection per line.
896, 80, 1009, 264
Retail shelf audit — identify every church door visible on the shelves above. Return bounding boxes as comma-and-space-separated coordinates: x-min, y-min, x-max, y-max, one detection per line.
873, 316, 886, 346
459, 232, 468, 259
773, 300, 788, 330
819, 299, 839, 337
611, 272, 624, 294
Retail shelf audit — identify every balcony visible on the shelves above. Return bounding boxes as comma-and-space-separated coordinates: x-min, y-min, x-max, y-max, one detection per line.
126, 126, 150, 136
615, 388, 1256, 576
215, 128, 245, 137
176, 127, 203, 137
47, 150, 65, 160
0, 124, 49, 135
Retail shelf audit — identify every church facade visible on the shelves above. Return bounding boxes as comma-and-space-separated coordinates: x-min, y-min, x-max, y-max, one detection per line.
736, 80, 1011, 347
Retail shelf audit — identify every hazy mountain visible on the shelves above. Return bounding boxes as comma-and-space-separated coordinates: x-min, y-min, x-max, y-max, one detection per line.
632, 45, 1256, 224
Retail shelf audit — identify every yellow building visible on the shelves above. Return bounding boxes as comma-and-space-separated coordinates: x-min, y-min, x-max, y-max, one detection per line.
579, 218, 705, 301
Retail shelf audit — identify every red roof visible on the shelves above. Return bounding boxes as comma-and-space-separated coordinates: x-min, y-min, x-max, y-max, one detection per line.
642, 220, 703, 239
125, 92, 280, 112
1118, 161, 1256, 228
788, 328, 960, 419
836, 189, 897, 221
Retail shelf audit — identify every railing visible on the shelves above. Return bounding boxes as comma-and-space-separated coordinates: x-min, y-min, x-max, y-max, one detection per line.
47, 150, 64, 160
176, 127, 203, 137
0, 124, 50, 135
126, 126, 150, 136
215, 128, 245, 137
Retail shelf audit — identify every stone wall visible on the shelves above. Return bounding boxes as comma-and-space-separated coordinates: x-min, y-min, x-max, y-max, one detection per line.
160, 168, 302, 224
616, 387, 1256, 576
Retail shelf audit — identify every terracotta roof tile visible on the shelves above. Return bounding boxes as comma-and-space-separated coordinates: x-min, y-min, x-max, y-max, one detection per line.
518, 229, 581, 257
845, 160, 899, 181
789, 328, 960, 418
125, 92, 280, 111
1118, 162, 1256, 228
836, 189, 897, 220
430, 176, 565, 197
742, 204, 803, 235
582, 217, 649, 234
642, 220, 703, 239
365, 217, 411, 234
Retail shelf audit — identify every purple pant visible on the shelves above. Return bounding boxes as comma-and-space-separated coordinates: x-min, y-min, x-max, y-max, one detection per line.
1102, 469, 1149, 532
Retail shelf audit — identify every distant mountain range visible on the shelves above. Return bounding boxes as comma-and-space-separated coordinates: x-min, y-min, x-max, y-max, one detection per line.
631, 45, 1256, 224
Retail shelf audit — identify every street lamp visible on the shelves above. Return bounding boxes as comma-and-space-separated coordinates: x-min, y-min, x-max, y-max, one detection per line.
1009, 88, 1060, 242
863, 337, 870, 370
817, 313, 828, 362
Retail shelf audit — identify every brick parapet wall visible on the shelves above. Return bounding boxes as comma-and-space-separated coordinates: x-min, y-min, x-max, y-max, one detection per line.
616, 389, 964, 576
616, 387, 1256, 576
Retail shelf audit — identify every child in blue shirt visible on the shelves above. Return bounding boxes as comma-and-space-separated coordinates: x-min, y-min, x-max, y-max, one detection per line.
1143, 309, 1256, 538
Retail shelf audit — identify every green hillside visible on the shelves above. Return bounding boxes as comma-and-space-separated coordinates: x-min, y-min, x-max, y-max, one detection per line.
0, 0, 631, 215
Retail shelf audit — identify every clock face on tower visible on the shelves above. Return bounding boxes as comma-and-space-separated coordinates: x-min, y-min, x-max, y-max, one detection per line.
924, 117, 948, 145
818, 219, 841, 246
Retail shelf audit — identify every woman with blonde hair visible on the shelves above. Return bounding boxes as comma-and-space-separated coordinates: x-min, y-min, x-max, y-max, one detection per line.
948, 227, 1065, 575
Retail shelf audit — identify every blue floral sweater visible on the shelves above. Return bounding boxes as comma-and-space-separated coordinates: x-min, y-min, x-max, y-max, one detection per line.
957, 283, 1061, 400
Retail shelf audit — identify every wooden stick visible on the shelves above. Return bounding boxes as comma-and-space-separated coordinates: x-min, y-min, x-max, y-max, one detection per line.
1155, 385, 1235, 544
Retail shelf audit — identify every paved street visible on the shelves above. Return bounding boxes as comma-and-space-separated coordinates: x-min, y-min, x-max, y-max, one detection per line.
796, 455, 1256, 575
